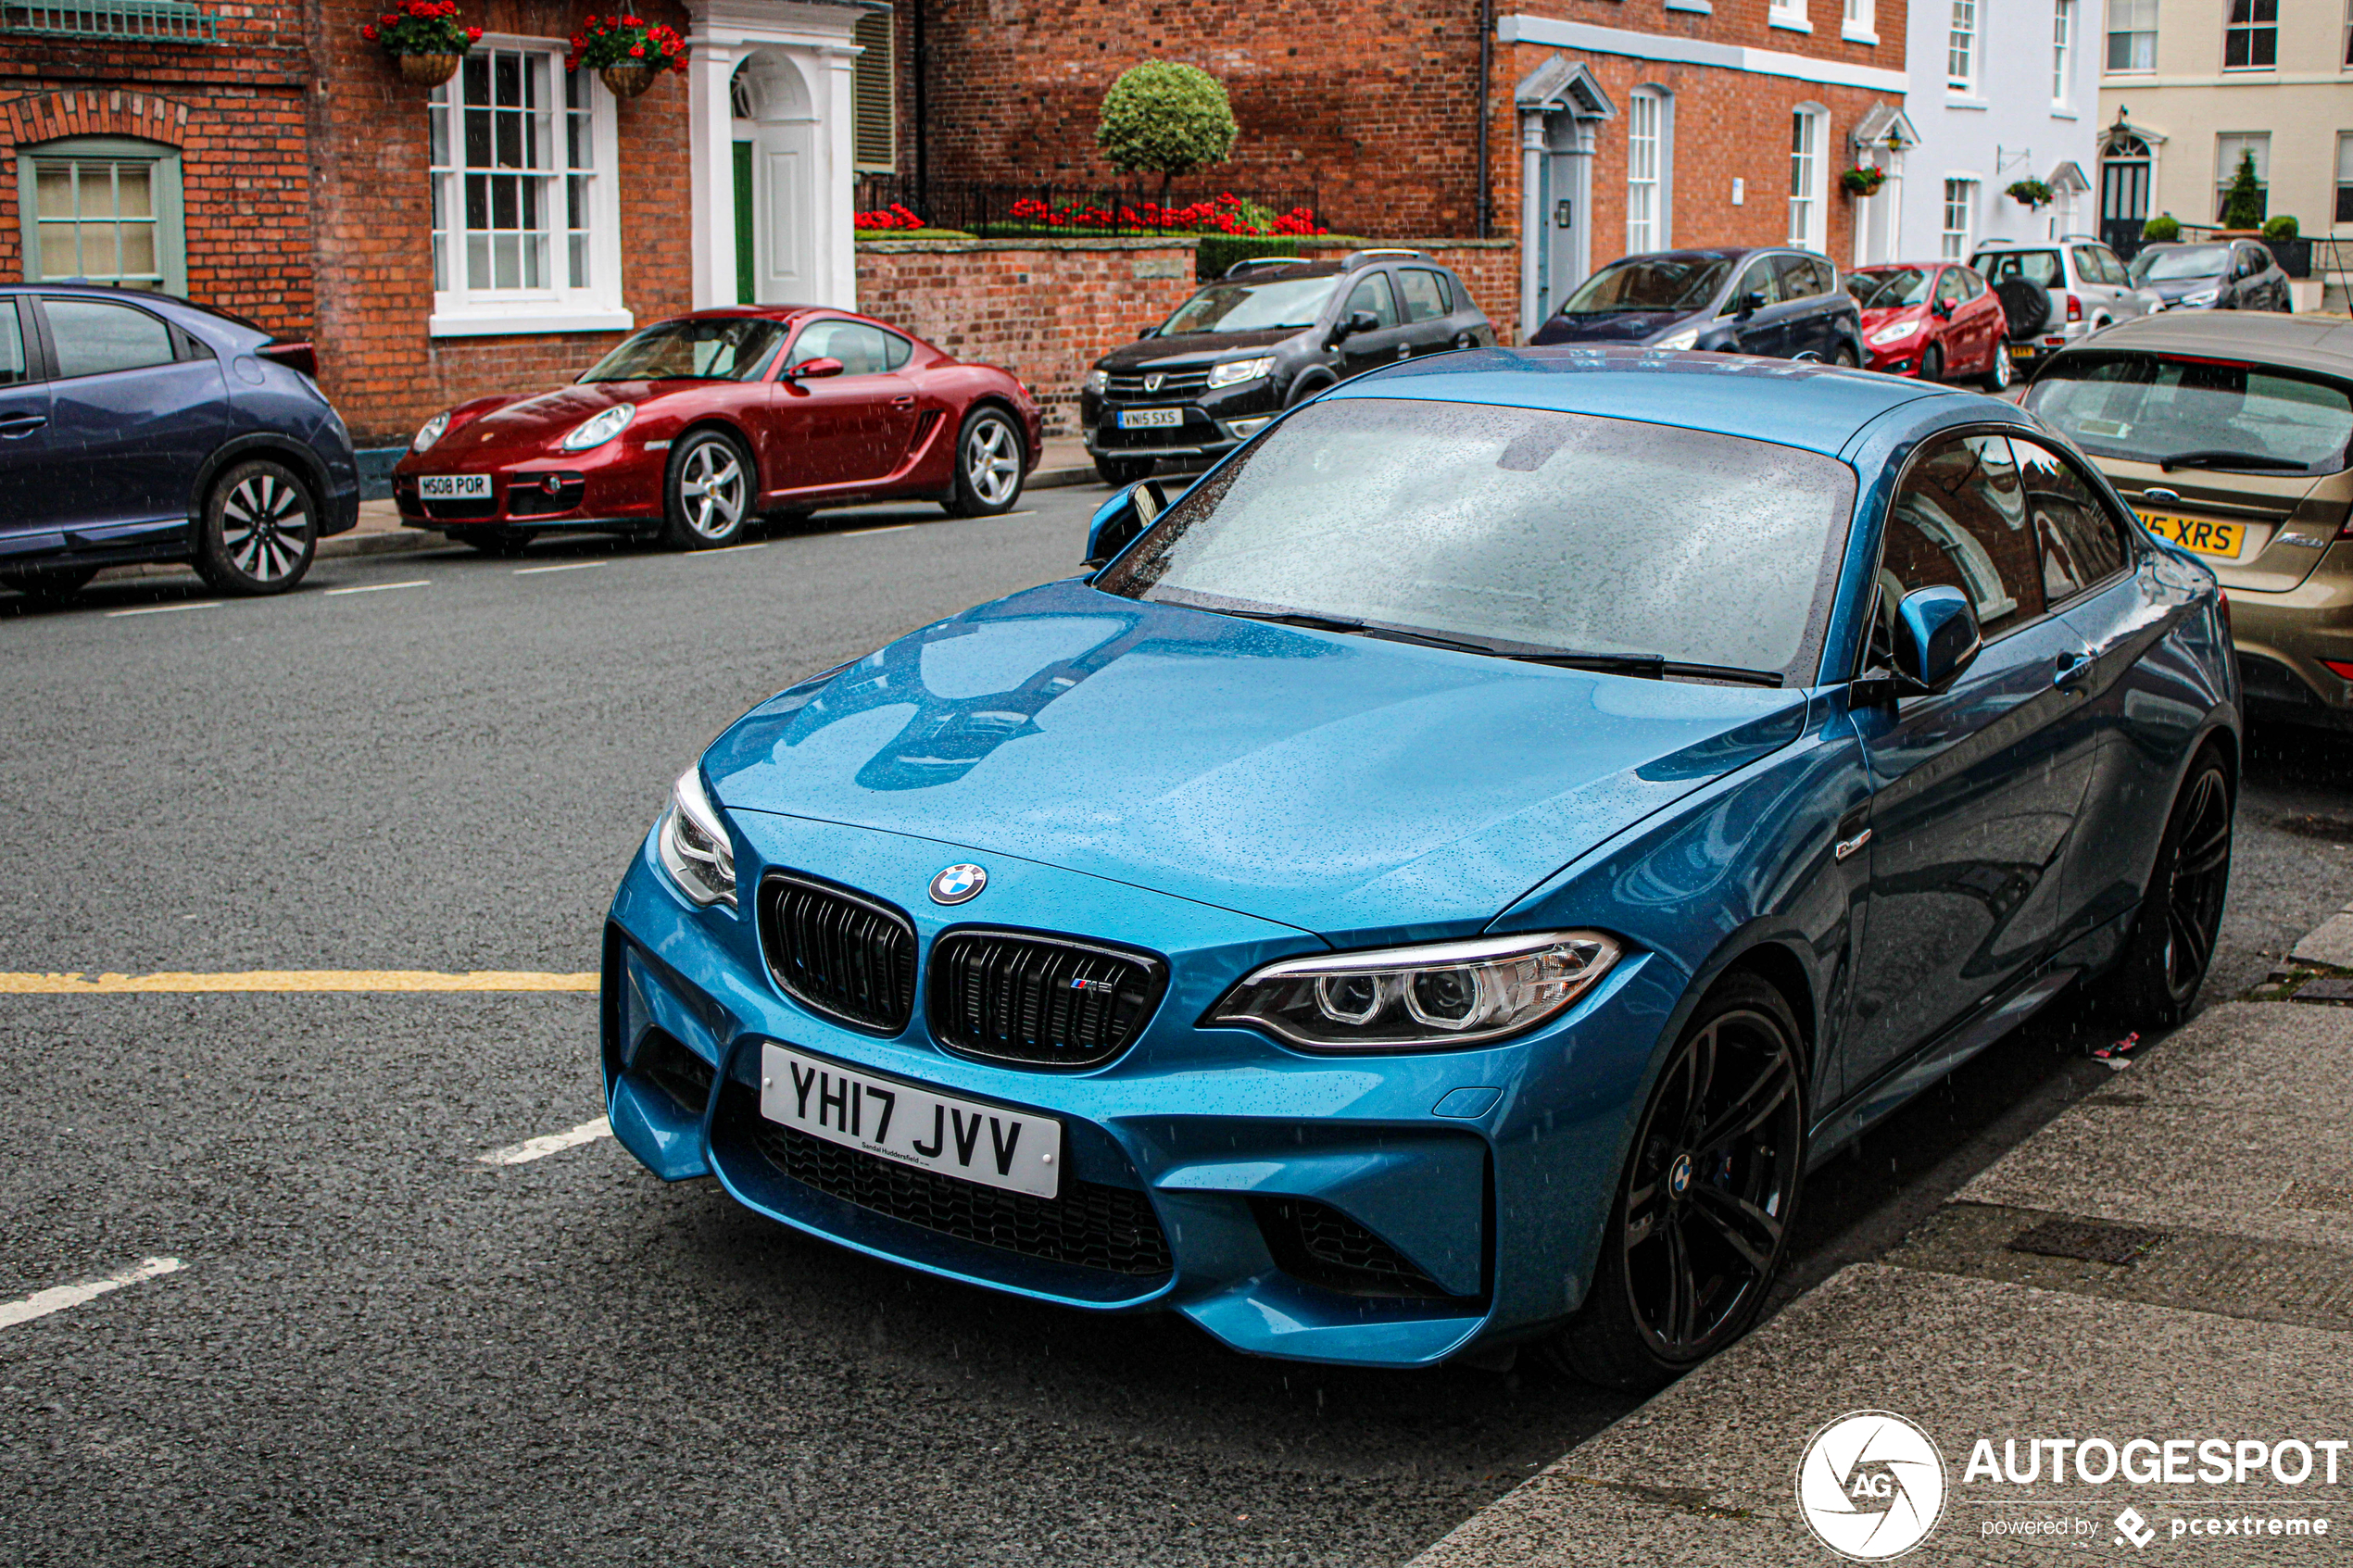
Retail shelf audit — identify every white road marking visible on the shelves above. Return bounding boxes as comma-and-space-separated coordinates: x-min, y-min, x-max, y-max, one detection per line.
842, 523, 915, 537
513, 560, 608, 575
479, 1115, 612, 1166
0, 1257, 183, 1330
325, 580, 431, 596
683, 542, 765, 558
106, 601, 220, 618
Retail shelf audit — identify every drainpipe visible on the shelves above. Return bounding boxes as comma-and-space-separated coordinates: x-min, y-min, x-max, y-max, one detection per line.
912, 0, 929, 213
1475, 0, 1492, 239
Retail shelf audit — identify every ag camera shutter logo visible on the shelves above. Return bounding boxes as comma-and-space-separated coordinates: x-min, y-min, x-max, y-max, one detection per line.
1796, 1411, 1948, 1560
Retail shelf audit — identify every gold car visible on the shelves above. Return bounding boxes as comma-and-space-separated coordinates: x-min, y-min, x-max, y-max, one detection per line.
2023, 312, 2353, 729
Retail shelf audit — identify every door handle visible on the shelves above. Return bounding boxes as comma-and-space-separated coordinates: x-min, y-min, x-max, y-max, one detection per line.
0, 412, 45, 437
2054, 650, 2093, 689
889, 395, 916, 409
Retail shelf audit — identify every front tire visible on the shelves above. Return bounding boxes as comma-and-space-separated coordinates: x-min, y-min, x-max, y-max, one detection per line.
945, 406, 1026, 517
660, 430, 752, 549
1830, 345, 1857, 369
1919, 343, 1944, 383
1093, 454, 1154, 487
1550, 974, 1807, 1392
195, 458, 318, 596
2098, 747, 2233, 1029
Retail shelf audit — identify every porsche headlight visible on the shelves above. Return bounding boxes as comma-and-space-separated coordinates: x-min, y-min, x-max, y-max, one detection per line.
1206, 356, 1277, 388
559, 403, 636, 452
411, 411, 450, 453
1083, 368, 1110, 395
1652, 324, 1701, 352
1210, 932, 1620, 1050
655, 767, 736, 908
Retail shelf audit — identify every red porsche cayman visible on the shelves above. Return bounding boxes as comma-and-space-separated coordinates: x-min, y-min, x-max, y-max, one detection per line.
393, 307, 1043, 552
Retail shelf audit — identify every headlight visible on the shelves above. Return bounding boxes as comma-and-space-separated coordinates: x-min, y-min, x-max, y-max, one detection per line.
558, 403, 636, 452
654, 767, 736, 908
2183, 288, 2220, 307
1083, 368, 1110, 395
411, 411, 450, 453
1206, 356, 1277, 388
1652, 324, 1701, 352
1866, 320, 1921, 347
1209, 931, 1620, 1050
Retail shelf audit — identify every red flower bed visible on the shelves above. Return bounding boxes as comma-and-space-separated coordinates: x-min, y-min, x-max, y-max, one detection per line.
854, 204, 930, 231
1005, 193, 1327, 236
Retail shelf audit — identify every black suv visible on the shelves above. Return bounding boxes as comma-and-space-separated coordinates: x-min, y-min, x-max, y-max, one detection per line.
1080, 249, 1496, 485
1528, 246, 1864, 365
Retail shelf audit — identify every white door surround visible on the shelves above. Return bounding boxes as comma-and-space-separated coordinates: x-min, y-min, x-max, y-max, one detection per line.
1516, 54, 1616, 341
685, 0, 864, 310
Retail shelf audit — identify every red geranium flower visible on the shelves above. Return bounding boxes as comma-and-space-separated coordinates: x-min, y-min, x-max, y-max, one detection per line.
465, 25, 480, 39
360, 22, 376, 37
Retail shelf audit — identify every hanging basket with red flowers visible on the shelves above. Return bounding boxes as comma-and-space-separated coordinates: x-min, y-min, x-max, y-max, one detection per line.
360, 0, 481, 87
566, 14, 688, 97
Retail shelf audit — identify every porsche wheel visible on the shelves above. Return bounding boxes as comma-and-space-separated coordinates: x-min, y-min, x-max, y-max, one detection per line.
661, 430, 752, 549
945, 407, 1026, 517
195, 458, 317, 596
1551, 974, 1807, 1391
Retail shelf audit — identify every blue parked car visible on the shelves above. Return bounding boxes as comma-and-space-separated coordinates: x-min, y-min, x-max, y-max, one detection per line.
0, 284, 360, 601
602, 346, 2237, 1386
1531, 246, 1866, 366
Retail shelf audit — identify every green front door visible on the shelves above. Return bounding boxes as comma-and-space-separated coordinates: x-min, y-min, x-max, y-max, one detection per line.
733, 141, 754, 304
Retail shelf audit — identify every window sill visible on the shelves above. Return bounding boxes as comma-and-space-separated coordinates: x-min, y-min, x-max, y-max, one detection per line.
428, 306, 635, 339
1664, 0, 1713, 13
1768, 12, 1814, 31
1841, 25, 1879, 43
2051, 107, 2078, 119
1945, 94, 1990, 109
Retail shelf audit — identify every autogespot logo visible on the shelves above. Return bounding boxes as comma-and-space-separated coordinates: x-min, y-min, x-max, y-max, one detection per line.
1797, 1411, 1949, 1561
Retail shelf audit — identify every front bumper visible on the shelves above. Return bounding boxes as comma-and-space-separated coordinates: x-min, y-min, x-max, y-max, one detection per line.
1079, 381, 1285, 460
601, 807, 1678, 1368
391, 437, 668, 532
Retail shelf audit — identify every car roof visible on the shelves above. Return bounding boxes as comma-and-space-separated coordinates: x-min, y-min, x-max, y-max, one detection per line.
2056, 311, 2353, 374
1328, 345, 1958, 459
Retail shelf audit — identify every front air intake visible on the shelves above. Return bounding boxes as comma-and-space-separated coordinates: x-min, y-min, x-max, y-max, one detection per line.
759, 872, 919, 1034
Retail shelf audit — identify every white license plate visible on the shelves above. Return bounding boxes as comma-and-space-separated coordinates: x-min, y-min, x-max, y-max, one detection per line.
1118, 408, 1186, 430
759, 1043, 1063, 1199
419, 473, 493, 499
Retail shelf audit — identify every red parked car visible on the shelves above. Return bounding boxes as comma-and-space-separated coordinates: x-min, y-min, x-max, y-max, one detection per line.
393, 307, 1043, 552
1843, 263, 2010, 390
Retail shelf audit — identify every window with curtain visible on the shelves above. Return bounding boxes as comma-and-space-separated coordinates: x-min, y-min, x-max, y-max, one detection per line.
2107, 0, 2157, 68
1941, 178, 1976, 259
1627, 91, 1662, 254
16, 137, 183, 293
1843, 0, 1876, 35
1948, 0, 1978, 90
2223, 0, 2277, 68
1787, 107, 1824, 249
2053, 0, 2074, 101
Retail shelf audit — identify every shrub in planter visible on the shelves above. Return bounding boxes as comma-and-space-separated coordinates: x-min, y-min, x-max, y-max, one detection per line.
1095, 63, 1239, 206
1840, 166, 1886, 198
2263, 214, 2299, 241
2143, 212, 2182, 243
566, 13, 687, 95
2007, 178, 2054, 209
360, 0, 481, 85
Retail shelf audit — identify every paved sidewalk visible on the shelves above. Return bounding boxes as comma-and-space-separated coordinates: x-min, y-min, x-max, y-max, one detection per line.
1416, 948, 2353, 1564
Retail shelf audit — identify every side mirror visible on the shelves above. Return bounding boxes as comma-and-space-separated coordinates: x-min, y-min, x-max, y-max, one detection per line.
1332, 309, 1379, 343
1137, 326, 1158, 339
786, 356, 845, 380
1083, 478, 1168, 570
1888, 584, 1982, 696
1931, 299, 1953, 319
1732, 291, 1768, 319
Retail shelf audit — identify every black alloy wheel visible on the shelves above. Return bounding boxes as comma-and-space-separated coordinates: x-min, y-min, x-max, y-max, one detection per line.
1553, 973, 1807, 1391
945, 406, 1026, 517
3, 565, 99, 601
1919, 342, 1944, 383
195, 458, 318, 596
450, 526, 534, 558
1093, 454, 1154, 487
2102, 748, 2233, 1028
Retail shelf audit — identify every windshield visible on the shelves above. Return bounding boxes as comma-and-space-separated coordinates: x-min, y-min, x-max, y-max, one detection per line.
2024, 354, 2353, 473
1159, 276, 1340, 334
1556, 257, 1732, 315
2129, 245, 2231, 283
1094, 397, 1857, 681
1847, 268, 1932, 307
580, 318, 785, 383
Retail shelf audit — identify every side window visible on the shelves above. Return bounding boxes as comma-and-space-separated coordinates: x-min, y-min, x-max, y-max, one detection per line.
1343, 271, 1400, 329
2095, 246, 2128, 283
1958, 268, 1986, 299
0, 303, 29, 386
44, 296, 176, 378
2009, 436, 2129, 600
1397, 269, 1451, 322
2071, 246, 2105, 284
787, 319, 900, 375
1879, 433, 2045, 646
1934, 269, 1968, 307
1735, 257, 1782, 308
1813, 258, 1839, 296
1773, 254, 1820, 299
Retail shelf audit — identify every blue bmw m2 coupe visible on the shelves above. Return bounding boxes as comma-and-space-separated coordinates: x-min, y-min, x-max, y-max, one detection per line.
602, 346, 2237, 1388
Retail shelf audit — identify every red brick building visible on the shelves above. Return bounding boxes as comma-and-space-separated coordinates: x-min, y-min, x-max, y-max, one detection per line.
894, 0, 1912, 336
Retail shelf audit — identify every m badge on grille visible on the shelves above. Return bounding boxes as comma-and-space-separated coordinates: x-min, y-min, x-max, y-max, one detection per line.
929, 863, 987, 905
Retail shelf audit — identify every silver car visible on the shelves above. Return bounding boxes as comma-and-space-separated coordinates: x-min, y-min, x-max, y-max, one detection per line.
1970, 237, 2159, 375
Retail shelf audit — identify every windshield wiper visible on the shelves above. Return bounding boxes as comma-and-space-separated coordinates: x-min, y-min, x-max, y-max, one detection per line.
1200, 608, 1781, 685
2157, 448, 2308, 473
1500, 650, 1783, 687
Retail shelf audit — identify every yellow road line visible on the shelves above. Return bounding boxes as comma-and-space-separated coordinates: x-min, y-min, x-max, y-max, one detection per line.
0, 970, 598, 994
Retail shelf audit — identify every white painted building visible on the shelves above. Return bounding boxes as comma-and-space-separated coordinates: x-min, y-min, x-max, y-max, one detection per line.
1849, 0, 2107, 266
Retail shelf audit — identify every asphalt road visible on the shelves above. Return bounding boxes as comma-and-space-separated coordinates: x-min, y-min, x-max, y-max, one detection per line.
4, 492, 2349, 1567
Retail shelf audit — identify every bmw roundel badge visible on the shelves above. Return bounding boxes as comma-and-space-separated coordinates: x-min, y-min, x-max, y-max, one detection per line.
929, 863, 988, 905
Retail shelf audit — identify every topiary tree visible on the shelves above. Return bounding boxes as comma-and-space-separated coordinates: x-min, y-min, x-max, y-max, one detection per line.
2219, 150, 2266, 230
2262, 213, 2299, 241
1095, 62, 1239, 207
2143, 211, 2182, 243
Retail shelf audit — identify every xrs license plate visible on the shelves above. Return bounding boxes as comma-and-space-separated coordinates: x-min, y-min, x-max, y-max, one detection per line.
419, 473, 492, 499
1118, 408, 1185, 430
759, 1044, 1063, 1199
2140, 511, 2246, 558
